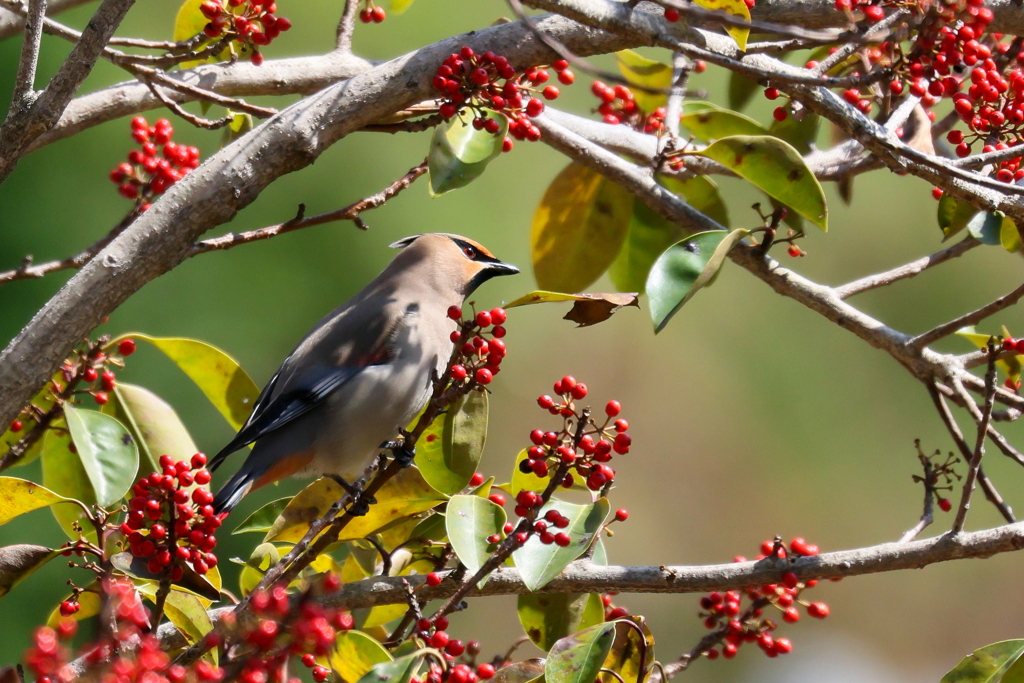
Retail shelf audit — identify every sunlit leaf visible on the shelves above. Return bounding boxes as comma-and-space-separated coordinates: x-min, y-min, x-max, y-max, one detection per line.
545, 622, 618, 683
680, 102, 767, 141
221, 111, 254, 148
599, 618, 655, 683
956, 327, 1022, 381
331, 630, 393, 683
646, 229, 750, 333
493, 660, 546, 683
504, 291, 639, 327
390, 0, 415, 13
417, 391, 488, 495
63, 404, 138, 508
355, 652, 423, 683
428, 111, 508, 196
1001, 217, 1023, 253
173, 0, 231, 70
0, 477, 72, 527
609, 176, 728, 293
232, 497, 292, 535
108, 383, 198, 476
42, 425, 95, 540
446, 495, 506, 576
694, 136, 827, 230
615, 50, 671, 112
513, 498, 609, 591
692, 0, 750, 48
116, 334, 260, 432
137, 584, 215, 652
937, 195, 978, 242
265, 468, 445, 543
519, 593, 594, 651
0, 545, 58, 600
238, 542, 280, 596
939, 640, 1024, 683
531, 163, 633, 293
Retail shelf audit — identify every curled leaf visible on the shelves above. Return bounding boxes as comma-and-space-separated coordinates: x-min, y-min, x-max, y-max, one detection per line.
505, 291, 639, 327
0, 544, 58, 599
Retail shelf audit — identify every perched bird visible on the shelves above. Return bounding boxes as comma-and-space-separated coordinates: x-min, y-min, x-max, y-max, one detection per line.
210, 234, 519, 514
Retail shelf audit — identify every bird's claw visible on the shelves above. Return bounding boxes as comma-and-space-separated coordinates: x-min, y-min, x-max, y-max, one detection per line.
380, 439, 416, 468
348, 493, 376, 517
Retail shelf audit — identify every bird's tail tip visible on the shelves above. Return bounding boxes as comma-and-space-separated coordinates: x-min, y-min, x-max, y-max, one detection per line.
212, 473, 253, 516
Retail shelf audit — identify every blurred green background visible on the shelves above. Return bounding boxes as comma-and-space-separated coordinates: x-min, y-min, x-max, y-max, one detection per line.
3, 1, 1024, 680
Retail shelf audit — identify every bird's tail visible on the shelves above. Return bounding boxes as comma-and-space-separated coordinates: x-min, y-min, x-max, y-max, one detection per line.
213, 467, 256, 515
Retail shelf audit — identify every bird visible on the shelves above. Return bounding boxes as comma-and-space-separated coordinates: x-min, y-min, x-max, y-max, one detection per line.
210, 233, 519, 515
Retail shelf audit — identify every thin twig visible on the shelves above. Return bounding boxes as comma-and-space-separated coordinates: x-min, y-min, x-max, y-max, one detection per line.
952, 349, 999, 532
910, 281, 1024, 349
336, 0, 359, 51
900, 446, 935, 544
835, 238, 980, 299
10, 0, 45, 109
142, 78, 235, 130
810, 8, 907, 75
664, 52, 690, 139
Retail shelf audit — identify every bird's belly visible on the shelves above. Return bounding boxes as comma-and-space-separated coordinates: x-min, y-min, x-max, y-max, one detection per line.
306, 360, 432, 480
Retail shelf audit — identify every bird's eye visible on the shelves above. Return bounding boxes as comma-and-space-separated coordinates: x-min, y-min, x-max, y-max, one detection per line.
463, 246, 477, 259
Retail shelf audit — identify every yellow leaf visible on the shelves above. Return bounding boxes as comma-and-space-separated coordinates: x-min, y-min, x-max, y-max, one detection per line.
331, 630, 393, 683
264, 468, 445, 544
531, 164, 633, 294
0, 477, 72, 527
692, 0, 750, 49
615, 50, 672, 112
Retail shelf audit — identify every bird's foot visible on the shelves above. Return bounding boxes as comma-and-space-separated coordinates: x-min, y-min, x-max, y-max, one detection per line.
327, 475, 377, 516
380, 439, 416, 468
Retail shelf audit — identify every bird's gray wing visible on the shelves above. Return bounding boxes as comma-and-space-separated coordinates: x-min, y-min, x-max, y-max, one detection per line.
208, 365, 364, 472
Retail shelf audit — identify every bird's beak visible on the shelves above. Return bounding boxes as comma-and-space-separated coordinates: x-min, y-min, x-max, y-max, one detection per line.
486, 261, 520, 276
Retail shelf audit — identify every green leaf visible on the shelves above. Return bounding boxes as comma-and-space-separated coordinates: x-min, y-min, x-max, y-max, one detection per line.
238, 542, 280, 596
1, 369, 66, 468
511, 449, 549, 497
580, 593, 605, 630
108, 383, 198, 476
504, 291, 640, 327
680, 102, 767, 141
519, 593, 594, 651
768, 109, 820, 155
615, 50, 671, 112
122, 334, 260, 432
609, 176, 729, 294
265, 467, 445, 543
695, 136, 827, 230
937, 195, 978, 241
1001, 217, 1022, 253
531, 163, 634, 293
940, 640, 1024, 683
545, 622, 618, 683
232, 497, 292, 535
221, 111, 254, 148
692, 0, 750, 48
968, 212, 1004, 246
63, 404, 138, 508
137, 584, 215, 649
0, 545, 58, 600
173, 0, 231, 69
428, 111, 508, 196
513, 498, 610, 591
728, 72, 759, 111
418, 391, 488, 495
446, 495, 506, 575
646, 229, 750, 333
493, 660, 546, 683
42, 424, 96, 539
957, 327, 1022, 381
0, 477, 72, 527
331, 630, 394, 682
355, 652, 423, 683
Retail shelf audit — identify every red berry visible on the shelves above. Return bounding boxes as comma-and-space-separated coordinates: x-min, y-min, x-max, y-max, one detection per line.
475, 310, 493, 327
312, 666, 330, 682
451, 365, 468, 381
430, 630, 450, 648
543, 86, 560, 100
664, 7, 680, 20
83, 367, 98, 383
773, 106, 788, 122
554, 532, 571, 547
781, 572, 799, 589
782, 607, 800, 623
448, 305, 463, 320
807, 602, 830, 618
773, 637, 793, 654
10, 420, 23, 432
477, 664, 495, 680
371, 6, 386, 22
93, 391, 109, 405
938, 497, 952, 512
489, 493, 505, 506
605, 400, 621, 417
764, 87, 780, 100
615, 509, 629, 522
426, 572, 442, 587
469, 472, 485, 487
475, 368, 493, 385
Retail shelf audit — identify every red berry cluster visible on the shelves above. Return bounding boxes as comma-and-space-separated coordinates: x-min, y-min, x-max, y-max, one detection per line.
447, 305, 508, 387
590, 81, 668, 134
432, 47, 573, 150
695, 538, 829, 661
28, 578, 225, 683
197, 0, 292, 65
122, 453, 221, 578
602, 593, 631, 621
410, 623, 494, 683
111, 118, 200, 210
243, 576, 355, 683
357, 0, 386, 23
530, 377, 630, 492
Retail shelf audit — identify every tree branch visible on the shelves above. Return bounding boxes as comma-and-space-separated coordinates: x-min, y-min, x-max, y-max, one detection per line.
10, 0, 46, 110
835, 238, 981, 299
910, 281, 1024, 349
